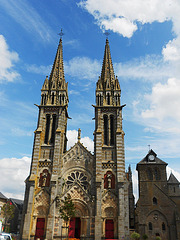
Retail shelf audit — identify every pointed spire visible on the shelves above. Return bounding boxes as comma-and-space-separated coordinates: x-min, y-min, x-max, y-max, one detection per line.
41, 34, 68, 106
96, 39, 121, 106
101, 38, 115, 85
49, 37, 66, 90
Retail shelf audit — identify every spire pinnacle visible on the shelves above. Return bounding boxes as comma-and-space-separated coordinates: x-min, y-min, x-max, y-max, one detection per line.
41, 35, 68, 106
58, 29, 64, 40
78, 128, 81, 142
95, 39, 121, 106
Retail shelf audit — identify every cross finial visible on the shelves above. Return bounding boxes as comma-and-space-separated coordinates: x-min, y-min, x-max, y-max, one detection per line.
148, 145, 150, 151
58, 29, 64, 39
104, 31, 110, 39
78, 128, 81, 142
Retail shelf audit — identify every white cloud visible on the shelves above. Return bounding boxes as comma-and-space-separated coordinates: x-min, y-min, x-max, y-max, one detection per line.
67, 130, 94, 153
78, 0, 180, 81
65, 57, 101, 81
114, 55, 172, 81
0, 157, 31, 199
163, 38, 180, 62
0, 35, 20, 83
142, 78, 180, 121
26, 64, 52, 75
78, 0, 179, 37
167, 166, 180, 181
11, 128, 33, 137
101, 17, 137, 38
0, 0, 53, 42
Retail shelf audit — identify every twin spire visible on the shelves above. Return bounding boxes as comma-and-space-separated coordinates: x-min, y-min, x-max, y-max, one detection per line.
96, 38, 121, 107
41, 35, 120, 107
41, 37, 68, 106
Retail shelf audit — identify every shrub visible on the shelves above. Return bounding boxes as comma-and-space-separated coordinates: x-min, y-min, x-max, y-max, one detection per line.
131, 232, 140, 240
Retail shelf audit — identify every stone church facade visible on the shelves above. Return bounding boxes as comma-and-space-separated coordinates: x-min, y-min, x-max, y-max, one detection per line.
20, 37, 180, 240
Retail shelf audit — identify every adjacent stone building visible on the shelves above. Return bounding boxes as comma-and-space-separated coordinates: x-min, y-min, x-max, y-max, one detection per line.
20, 36, 180, 240
136, 149, 180, 239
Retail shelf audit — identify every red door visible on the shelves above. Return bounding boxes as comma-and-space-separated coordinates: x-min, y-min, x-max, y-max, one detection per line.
35, 218, 45, 240
105, 219, 114, 239
69, 217, 81, 238
69, 217, 76, 238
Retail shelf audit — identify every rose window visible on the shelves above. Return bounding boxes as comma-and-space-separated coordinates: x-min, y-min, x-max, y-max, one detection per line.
66, 171, 88, 190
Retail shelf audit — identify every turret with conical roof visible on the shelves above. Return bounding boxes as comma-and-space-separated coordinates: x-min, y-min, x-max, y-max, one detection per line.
96, 38, 121, 106
41, 37, 68, 106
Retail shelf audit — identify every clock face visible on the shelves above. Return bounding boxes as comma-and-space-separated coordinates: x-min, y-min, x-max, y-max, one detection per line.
148, 154, 155, 161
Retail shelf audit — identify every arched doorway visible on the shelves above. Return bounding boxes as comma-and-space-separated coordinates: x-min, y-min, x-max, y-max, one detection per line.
69, 217, 81, 238
105, 219, 114, 239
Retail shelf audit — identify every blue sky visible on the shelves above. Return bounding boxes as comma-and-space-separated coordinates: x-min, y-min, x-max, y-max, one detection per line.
0, 0, 180, 200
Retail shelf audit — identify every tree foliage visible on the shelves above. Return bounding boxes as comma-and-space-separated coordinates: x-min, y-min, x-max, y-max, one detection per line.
59, 194, 75, 225
142, 234, 148, 239
1, 201, 15, 232
156, 237, 161, 240
131, 232, 140, 240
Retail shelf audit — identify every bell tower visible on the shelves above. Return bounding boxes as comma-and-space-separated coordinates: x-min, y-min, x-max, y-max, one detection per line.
93, 39, 129, 239
21, 36, 69, 240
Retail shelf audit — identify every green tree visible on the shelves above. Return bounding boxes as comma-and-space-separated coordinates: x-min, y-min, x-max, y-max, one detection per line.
131, 232, 140, 240
156, 237, 161, 240
142, 234, 148, 239
1, 201, 15, 232
59, 194, 76, 239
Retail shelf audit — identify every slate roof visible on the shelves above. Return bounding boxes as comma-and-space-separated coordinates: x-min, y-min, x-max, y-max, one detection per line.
168, 173, 180, 184
10, 198, 23, 206
0, 192, 7, 200
137, 149, 167, 166
136, 149, 168, 170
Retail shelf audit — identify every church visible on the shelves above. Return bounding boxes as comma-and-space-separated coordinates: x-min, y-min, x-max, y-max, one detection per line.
20, 36, 180, 240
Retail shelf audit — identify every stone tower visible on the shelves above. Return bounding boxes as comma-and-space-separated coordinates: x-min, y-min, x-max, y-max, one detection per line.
93, 38, 129, 240
20, 36, 69, 240
136, 149, 179, 239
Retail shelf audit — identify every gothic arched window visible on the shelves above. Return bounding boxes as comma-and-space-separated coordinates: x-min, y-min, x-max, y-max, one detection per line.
148, 222, 153, 230
51, 92, 55, 104
104, 171, 115, 189
44, 114, 50, 144
59, 94, 62, 105
62, 94, 65, 104
50, 114, 57, 144
100, 95, 103, 106
41, 94, 44, 105
110, 115, 114, 146
104, 115, 108, 145
107, 93, 110, 105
